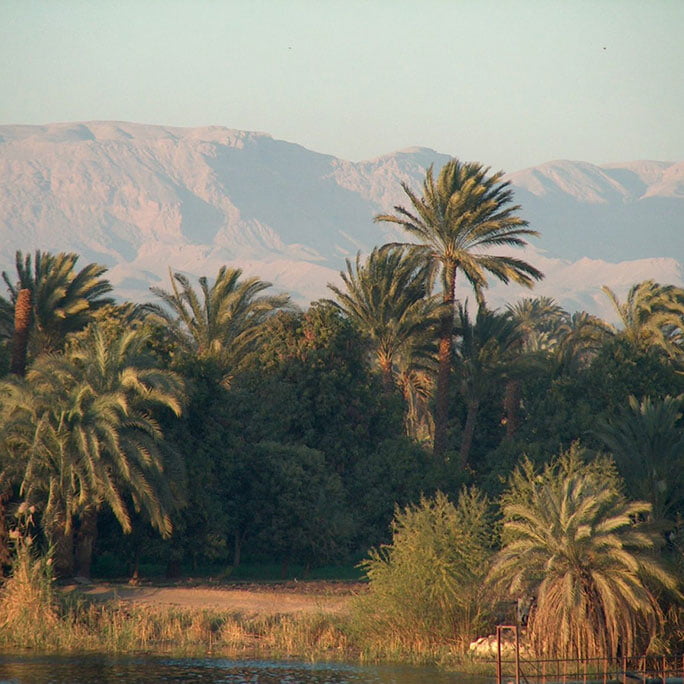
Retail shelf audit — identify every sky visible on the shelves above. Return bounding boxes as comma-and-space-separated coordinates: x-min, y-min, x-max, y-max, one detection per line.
1, 0, 683, 172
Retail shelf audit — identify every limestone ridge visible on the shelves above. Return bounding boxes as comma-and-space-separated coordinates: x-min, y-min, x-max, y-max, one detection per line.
0, 122, 681, 318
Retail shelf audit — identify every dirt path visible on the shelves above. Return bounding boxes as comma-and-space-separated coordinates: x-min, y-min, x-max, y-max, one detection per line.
63, 581, 364, 616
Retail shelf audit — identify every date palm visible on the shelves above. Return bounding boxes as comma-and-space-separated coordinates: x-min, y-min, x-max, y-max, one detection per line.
2, 250, 113, 374
602, 280, 684, 359
454, 304, 523, 466
507, 296, 568, 353
594, 395, 684, 526
488, 447, 678, 659
151, 266, 290, 377
328, 245, 441, 390
375, 159, 543, 458
0, 323, 185, 576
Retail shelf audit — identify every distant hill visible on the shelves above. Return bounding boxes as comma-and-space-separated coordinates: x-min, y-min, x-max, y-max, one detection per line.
0, 121, 681, 321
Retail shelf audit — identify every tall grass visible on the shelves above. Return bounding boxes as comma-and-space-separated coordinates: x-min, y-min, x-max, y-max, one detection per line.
0, 534, 63, 649
0, 572, 355, 659
0, 533, 496, 669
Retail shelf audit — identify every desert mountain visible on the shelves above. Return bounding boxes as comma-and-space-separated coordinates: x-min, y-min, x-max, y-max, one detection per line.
0, 121, 681, 321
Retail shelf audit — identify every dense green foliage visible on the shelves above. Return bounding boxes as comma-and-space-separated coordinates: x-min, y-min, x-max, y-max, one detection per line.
0, 158, 683, 657
488, 447, 679, 659
357, 489, 492, 652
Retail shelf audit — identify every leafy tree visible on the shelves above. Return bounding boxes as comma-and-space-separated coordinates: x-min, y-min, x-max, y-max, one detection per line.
488, 446, 679, 659
594, 395, 684, 526
357, 489, 492, 652
1, 250, 113, 372
375, 159, 543, 459
243, 442, 352, 572
150, 266, 291, 379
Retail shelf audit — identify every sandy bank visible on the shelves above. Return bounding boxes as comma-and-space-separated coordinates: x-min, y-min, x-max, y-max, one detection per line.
61, 580, 364, 616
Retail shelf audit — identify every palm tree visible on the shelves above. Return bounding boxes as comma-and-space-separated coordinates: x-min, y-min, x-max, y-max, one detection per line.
503, 297, 569, 437
602, 280, 684, 359
453, 304, 523, 466
2, 250, 113, 374
150, 266, 291, 379
594, 395, 684, 526
0, 323, 185, 577
488, 447, 678, 659
553, 310, 613, 374
328, 245, 442, 390
507, 296, 568, 352
375, 159, 543, 458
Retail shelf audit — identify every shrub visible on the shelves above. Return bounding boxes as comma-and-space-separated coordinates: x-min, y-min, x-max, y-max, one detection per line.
355, 489, 492, 655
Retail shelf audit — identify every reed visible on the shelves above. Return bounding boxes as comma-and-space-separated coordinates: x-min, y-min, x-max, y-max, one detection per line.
0, 548, 496, 670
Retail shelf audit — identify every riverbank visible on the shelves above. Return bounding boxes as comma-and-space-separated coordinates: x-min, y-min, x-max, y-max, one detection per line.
0, 577, 494, 672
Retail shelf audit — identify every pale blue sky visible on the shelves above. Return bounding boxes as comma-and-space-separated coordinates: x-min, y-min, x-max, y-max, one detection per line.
1, 0, 682, 171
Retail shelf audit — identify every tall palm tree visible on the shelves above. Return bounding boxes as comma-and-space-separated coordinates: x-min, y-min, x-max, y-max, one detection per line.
0, 323, 185, 577
453, 304, 523, 466
375, 159, 543, 459
602, 280, 684, 359
328, 245, 442, 390
150, 266, 291, 378
594, 395, 684, 526
2, 250, 113, 374
488, 447, 678, 659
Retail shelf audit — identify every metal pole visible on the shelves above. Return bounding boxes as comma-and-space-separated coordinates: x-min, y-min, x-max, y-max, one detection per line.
497, 626, 503, 684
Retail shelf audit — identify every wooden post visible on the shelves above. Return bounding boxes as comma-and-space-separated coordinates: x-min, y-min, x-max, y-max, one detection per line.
514, 625, 520, 684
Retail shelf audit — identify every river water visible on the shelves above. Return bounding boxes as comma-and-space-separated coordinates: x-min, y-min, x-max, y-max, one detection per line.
0, 654, 492, 683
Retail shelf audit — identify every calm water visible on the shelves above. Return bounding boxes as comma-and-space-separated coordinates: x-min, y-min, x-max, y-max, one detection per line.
0, 654, 491, 683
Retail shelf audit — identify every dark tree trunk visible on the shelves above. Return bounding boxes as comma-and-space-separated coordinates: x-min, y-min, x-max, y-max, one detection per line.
0, 488, 11, 570
503, 379, 521, 439
10, 288, 32, 376
51, 524, 75, 579
74, 507, 98, 579
232, 529, 242, 568
433, 262, 456, 461
459, 400, 480, 469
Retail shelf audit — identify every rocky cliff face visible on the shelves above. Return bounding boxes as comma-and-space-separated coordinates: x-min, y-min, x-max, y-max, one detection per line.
0, 121, 681, 319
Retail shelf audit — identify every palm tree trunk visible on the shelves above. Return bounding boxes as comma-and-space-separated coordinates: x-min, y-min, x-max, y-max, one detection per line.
459, 400, 479, 468
10, 288, 32, 376
433, 262, 456, 460
503, 380, 521, 439
74, 507, 98, 578
0, 488, 11, 570
377, 353, 394, 392
51, 524, 75, 579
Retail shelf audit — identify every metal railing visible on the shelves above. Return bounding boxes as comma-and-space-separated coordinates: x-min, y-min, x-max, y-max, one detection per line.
494, 625, 684, 684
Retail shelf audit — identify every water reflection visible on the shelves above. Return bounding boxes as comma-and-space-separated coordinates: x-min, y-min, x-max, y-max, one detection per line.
0, 654, 489, 684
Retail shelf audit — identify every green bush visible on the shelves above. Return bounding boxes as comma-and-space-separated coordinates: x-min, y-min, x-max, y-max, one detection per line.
355, 488, 492, 655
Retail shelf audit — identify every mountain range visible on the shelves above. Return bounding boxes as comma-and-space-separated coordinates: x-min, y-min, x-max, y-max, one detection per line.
1, 121, 682, 322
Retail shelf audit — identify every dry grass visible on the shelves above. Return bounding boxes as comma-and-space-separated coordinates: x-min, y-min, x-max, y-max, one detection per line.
0, 550, 495, 671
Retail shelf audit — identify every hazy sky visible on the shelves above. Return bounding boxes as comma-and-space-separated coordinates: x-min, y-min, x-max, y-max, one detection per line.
1, 0, 682, 171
